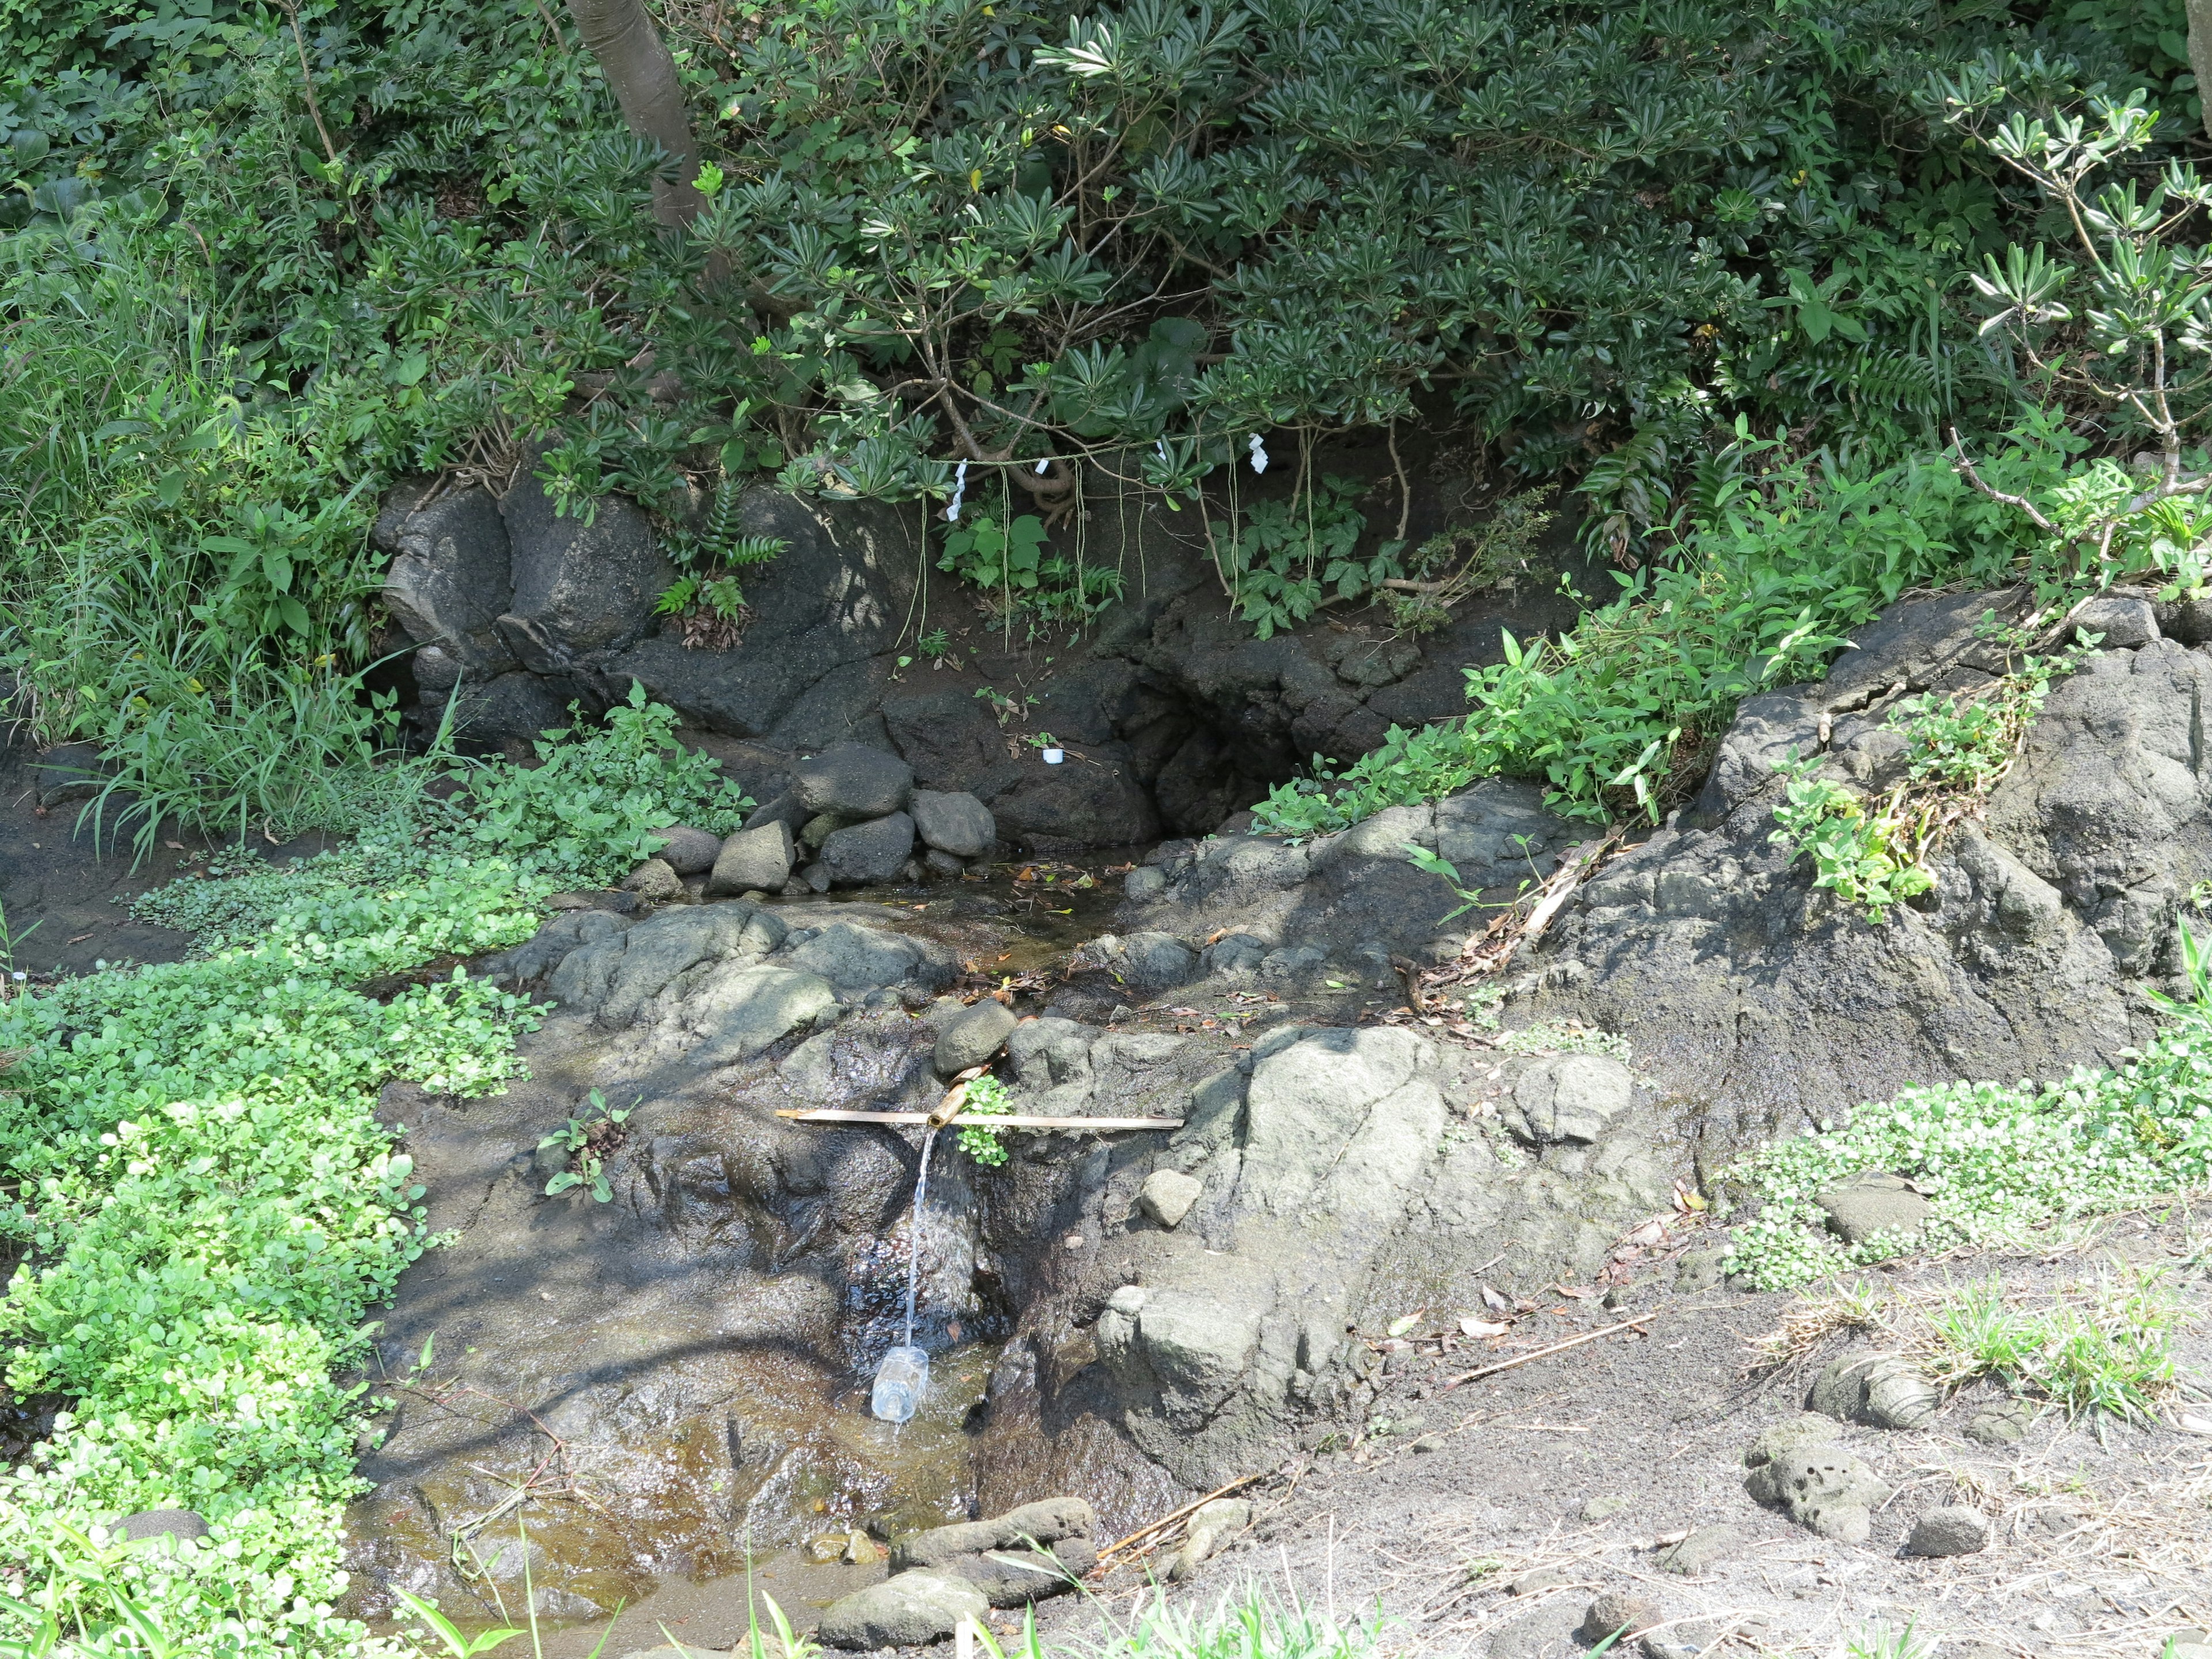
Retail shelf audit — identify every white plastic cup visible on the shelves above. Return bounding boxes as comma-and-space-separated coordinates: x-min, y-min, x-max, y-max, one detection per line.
871, 1344, 930, 1423
1041, 748, 1065, 765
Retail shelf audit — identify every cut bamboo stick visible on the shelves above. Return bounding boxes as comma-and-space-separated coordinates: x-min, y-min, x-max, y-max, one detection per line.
775, 1108, 1183, 1130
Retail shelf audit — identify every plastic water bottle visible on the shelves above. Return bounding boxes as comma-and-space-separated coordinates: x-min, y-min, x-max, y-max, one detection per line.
871, 1344, 930, 1423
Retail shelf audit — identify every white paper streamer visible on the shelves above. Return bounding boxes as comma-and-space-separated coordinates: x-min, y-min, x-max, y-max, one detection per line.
945, 460, 969, 522
1248, 433, 1269, 475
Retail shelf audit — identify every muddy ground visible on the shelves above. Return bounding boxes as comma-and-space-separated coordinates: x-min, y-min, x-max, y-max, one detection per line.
1040, 1215, 2212, 1659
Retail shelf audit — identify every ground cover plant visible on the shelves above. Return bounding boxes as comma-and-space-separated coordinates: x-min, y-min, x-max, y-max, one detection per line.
1725, 928, 2212, 1290
0, 847, 548, 1654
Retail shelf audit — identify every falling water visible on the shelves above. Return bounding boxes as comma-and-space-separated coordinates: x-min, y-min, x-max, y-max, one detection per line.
870, 1127, 937, 1423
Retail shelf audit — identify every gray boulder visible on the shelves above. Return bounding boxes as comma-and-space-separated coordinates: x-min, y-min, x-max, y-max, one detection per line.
709, 823, 795, 896
649, 825, 723, 876
1743, 1414, 1840, 1505
821, 812, 917, 886
816, 1572, 990, 1649
935, 999, 1018, 1076
497, 459, 672, 666
889, 1497, 1097, 1607
1073, 931, 1195, 990
621, 859, 682, 902
1509, 1054, 1634, 1144
2073, 593, 2158, 649
669, 965, 839, 1066
32, 741, 105, 807
783, 920, 952, 997
1752, 1443, 1891, 1544
1816, 1175, 1931, 1247
1905, 1506, 1990, 1558
911, 789, 996, 859
380, 486, 518, 676
794, 744, 914, 817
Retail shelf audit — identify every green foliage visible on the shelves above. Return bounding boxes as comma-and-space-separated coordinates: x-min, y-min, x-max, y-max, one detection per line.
940, 512, 1125, 634
1922, 1272, 2185, 1421
1767, 639, 2085, 921
1254, 430, 2072, 835
1726, 926, 2212, 1290
1218, 475, 1376, 639
539, 1088, 633, 1202
957, 1073, 1016, 1166
0, 844, 543, 1657
1388, 489, 1555, 634
452, 683, 753, 887
658, 482, 788, 634
1767, 759, 1934, 923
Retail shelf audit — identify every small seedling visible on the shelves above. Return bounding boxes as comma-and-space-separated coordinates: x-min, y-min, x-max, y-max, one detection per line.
541, 1088, 634, 1202
957, 1073, 1016, 1166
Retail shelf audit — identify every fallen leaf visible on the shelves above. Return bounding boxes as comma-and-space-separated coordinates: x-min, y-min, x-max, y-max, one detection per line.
1480, 1285, 1512, 1314
2179, 1412, 2212, 1435
1387, 1311, 1425, 1338
1459, 1317, 1509, 1339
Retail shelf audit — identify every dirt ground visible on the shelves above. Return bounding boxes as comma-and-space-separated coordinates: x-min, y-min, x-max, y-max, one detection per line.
1051, 1214, 2212, 1659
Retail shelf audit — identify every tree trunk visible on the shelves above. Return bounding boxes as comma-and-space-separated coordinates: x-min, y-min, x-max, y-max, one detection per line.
563, 0, 705, 226
2190, 0, 2212, 141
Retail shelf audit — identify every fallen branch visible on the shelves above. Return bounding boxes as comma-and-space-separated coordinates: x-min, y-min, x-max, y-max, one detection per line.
1095, 1472, 1266, 1563
1442, 1317, 1651, 1389
777, 1108, 1182, 1130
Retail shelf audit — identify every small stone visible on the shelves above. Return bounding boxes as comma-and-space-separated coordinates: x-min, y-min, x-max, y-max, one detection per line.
2073, 593, 2160, 650
800, 813, 843, 850
119, 1509, 210, 1550
1653, 1525, 1740, 1576
710, 822, 795, 895
935, 999, 1018, 1076
1904, 1506, 1989, 1558
621, 858, 683, 902
1137, 1168, 1204, 1229
1126, 865, 1167, 900
1411, 1434, 1445, 1453
649, 824, 722, 874
1168, 1497, 1251, 1581
1643, 1638, 1702, 1659
804, 1530, 851, 1565
1673, 1248, 1729, 1292
1578, 1593, 1662, 1646
1742, 1414, 1841, 1506
843, 1532, 884, 1566
1967, 1399, 2033, 1445
1814, 1172, 1931, 1246
1764, 1446, 1890, 1544
924, 849, 965, 876
1581, 1495, 1630, 1522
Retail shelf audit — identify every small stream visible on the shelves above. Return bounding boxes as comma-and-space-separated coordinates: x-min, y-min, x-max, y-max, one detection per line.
349, 844, 1180, 1652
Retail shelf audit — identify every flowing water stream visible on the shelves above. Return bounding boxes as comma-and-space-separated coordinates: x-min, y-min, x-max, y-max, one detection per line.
870, 1127, 938, 1423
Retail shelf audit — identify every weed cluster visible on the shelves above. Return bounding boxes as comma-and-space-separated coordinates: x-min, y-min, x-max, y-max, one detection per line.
957, 1073, 1017, 1168
0, 853, 545, 1653
1728, 932, 2212, 1289
450, 684, 753, 889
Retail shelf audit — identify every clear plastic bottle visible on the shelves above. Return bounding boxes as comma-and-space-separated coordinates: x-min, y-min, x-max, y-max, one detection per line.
870, 1344, 930, 1423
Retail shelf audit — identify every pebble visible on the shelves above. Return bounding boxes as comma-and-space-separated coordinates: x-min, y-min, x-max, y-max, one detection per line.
1904, 1506, 1989, 1558
1581, 1495, 1630, 1522
1578, 1593, 1661, 1645
1411, 1434, 1445, 1453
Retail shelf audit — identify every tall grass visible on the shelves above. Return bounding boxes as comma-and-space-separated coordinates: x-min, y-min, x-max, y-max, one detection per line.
0, 202, 409, 855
